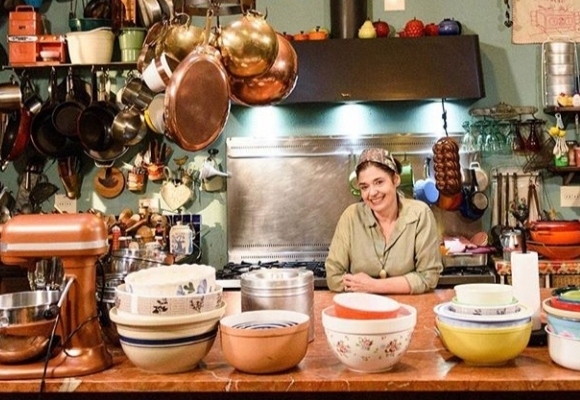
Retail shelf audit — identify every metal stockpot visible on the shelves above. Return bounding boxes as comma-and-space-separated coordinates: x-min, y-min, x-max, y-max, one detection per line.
241, 268, 314, 341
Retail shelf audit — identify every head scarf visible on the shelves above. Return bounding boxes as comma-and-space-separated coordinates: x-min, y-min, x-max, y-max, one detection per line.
356, 148, 398, 174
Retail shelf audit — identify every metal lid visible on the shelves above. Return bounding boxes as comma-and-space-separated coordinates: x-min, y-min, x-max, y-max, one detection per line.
240, 268, 313, 289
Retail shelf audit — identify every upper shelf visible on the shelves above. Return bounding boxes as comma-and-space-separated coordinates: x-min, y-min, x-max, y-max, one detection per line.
2, 62, 138, 71
282, 35, 486, 104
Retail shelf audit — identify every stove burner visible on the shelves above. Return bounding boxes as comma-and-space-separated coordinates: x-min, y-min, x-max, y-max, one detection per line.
217, 261, 327, 280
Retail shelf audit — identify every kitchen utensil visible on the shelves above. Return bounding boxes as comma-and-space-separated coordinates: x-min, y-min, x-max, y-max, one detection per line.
0, 80, 22, 113
526, 241, 580, 260
94, 167, 125, 198
217, 10, 279, 78
156, 13, 204, 62
77, 70, 119, 152
52, 68, 85, 138
164, 10, 230, 152
29, 181, 59, 210
111, 105, 148, 145
460, 169, 488, 220
30, 69, 80, 159
229, 32, 298, 106
65, 27, 115, 64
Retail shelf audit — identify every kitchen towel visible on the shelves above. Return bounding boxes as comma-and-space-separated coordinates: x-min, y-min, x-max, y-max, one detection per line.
511, 251, 541, 331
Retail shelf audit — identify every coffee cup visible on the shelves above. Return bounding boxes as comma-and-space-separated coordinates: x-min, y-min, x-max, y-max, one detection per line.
142, 52, 180, 92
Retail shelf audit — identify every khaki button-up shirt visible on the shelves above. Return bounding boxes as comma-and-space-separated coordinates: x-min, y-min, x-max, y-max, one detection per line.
325, 197, 443, 294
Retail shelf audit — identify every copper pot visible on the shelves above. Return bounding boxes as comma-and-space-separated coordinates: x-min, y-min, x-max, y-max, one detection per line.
229, 33, 298, 106
217, 10, 279, 78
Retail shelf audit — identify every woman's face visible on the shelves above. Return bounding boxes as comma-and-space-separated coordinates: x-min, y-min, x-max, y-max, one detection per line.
357, 164, 400, 214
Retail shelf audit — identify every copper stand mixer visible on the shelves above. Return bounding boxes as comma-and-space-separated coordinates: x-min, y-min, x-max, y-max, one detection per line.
0, 213, 112, 379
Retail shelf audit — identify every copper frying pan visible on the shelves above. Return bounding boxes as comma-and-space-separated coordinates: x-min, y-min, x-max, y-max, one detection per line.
164, 11, 230, 152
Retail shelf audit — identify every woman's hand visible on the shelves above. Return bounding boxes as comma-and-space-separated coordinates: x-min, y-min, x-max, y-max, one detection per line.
342, 272, 376, 293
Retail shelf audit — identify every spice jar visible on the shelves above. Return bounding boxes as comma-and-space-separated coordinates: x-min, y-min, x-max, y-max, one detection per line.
169, 221, 194, 256
567, 141, 577, 166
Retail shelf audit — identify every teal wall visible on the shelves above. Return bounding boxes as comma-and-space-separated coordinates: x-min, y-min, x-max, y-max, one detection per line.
0, 0, 574, 268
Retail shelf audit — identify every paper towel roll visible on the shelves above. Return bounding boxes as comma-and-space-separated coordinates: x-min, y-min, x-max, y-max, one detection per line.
510, 251, 541, 330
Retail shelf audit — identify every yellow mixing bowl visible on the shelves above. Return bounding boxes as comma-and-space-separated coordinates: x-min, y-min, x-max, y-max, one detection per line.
436, 317, 532, 366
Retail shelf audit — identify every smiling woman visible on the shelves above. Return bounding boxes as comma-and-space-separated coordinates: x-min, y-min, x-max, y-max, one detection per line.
325, 147, 443, 295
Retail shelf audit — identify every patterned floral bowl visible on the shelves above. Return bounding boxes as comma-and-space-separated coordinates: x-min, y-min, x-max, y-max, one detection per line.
115, 284, 223, 317
124, 264, 216, 296
321, 304, 417, 373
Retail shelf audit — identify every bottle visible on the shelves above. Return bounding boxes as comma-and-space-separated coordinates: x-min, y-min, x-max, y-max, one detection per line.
567, 141, 577, 166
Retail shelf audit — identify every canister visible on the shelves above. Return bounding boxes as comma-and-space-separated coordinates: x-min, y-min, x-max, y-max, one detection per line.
241, 268, 314, 341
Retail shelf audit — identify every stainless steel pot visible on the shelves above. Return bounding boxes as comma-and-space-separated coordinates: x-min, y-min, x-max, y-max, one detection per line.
240, 268, 314, 341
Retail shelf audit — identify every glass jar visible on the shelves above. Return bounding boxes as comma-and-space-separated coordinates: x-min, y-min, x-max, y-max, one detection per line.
567, 141, 577, 166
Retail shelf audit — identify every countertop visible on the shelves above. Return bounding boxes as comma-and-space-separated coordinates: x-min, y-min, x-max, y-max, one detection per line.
3, 289, 580, 399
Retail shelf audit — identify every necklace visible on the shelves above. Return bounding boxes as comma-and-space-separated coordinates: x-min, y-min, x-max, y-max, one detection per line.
371, 226, 389, 279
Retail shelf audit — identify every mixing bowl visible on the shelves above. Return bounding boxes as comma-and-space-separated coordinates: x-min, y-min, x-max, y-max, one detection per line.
454, 283, 513, 306
124, 264, 216, 296
546, 326, 580, 370
321, 303, 417, 373
333, 292, 400, 319
435, 317, 532, 366
220, 309, 310, 374
109, 302, 226, 374
115, 283, 223, 316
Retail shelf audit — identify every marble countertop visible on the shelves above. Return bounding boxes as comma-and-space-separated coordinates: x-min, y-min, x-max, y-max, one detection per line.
2, 288, 579, 395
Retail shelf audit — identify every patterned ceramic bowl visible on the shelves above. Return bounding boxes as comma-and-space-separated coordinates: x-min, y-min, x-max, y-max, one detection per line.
115, 284, 223, 317
449, 297, 520, 316
321, 304, 416, 373
124, 264, 216, 296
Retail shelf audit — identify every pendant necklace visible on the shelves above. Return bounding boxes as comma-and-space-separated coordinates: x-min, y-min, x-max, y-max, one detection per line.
372, 227, 389, 279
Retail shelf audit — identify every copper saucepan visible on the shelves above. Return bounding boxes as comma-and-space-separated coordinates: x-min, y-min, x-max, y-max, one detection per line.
164, 10, 230, 151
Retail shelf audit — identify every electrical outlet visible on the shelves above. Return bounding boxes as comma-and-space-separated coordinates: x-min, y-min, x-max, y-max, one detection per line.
560, 186, 580, 207
384, 0, 405, 11
139, 197, 160, 213
54, 194, 77, 213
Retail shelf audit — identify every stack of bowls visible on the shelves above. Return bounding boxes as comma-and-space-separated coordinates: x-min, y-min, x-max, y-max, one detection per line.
96, 248, 171, 344
434, 283, 533, 366
543, 285, 580, 371
109, 264, 225, 374
321, 293, 417, 373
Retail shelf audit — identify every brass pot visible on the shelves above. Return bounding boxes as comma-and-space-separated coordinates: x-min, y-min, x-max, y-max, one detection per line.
229, 33, 298, 106
156, 13, 205, 61
217, 11, 279, 78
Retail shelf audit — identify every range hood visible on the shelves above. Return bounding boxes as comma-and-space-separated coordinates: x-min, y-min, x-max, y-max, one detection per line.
283, 35, 486, 103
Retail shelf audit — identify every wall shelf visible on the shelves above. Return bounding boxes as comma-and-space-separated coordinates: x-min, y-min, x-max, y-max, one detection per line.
547, 165, 580, 185
544, 106, 580, 129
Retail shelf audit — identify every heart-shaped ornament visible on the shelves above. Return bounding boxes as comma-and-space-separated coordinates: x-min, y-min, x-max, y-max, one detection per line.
160, 181, 192, 211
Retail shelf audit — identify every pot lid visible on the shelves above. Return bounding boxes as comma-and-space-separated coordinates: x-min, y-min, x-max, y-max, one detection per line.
240, 268, 313, 289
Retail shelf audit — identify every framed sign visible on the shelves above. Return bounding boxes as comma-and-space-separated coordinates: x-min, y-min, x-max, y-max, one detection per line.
512, 0, 580, 44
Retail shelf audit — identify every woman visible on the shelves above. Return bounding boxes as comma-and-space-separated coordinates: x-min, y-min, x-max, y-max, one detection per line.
325, 148, 443, 294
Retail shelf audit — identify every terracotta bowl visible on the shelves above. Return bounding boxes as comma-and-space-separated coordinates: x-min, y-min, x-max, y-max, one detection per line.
333, 293, 400, 320
219, 310, 310, 374
526, 241, 580, 260
529, 229, 580, 246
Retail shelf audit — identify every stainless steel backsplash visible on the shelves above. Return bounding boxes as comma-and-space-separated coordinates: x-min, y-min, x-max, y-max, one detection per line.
226, 134, 464, 263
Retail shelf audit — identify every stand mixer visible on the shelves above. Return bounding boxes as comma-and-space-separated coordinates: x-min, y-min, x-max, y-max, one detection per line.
0, 213, 111, 379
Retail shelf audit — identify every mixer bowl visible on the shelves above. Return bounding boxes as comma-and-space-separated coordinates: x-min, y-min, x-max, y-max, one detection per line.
0, 291, 62, 364
0, 291, 61, 325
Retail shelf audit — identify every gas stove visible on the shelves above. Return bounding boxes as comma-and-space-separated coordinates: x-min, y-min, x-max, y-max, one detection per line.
438, 265, 497, 287
216, 261, 497, 290
216, 261, 327, 289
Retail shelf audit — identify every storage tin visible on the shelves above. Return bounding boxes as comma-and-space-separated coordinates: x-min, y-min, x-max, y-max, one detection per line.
241, 268, 314, 341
